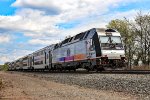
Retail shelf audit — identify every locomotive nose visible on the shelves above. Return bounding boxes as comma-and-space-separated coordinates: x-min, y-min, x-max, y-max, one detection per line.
102, 50, 125, 59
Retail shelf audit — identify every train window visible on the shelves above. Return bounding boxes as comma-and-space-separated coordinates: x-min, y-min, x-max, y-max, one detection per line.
23, 63, 27, 66
41, 61, 43, 64
23, 57, 28, 60
34, 61, 43, 65
100, 36, 121, 44
74, 33, 80, 40
74, 32, 86, 40
61, 38, 70, 45
84, 31, 90, 39
54, 44, 59, 49
100, 36, 109, 43
65, 38, 70, 43
68, 37, 73, 42
111, 36, 122, 43
80, 32, 86, 40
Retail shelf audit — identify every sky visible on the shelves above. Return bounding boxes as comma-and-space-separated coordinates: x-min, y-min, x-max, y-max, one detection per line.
0, 0, 150, 64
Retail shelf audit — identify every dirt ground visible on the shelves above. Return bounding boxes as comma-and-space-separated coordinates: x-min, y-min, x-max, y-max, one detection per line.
0, 71, 137, 100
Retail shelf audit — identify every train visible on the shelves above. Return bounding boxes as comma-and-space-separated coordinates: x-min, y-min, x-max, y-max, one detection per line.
8, 28, 126, 72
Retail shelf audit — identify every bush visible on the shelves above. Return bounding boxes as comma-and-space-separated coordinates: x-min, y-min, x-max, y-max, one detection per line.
1, 64, 8, 71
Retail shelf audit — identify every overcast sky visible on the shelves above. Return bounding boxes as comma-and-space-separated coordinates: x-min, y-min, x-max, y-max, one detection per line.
0, 0, 150, 64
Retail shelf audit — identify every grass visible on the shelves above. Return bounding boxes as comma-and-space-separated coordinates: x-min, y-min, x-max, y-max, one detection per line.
131, 65, 150, 70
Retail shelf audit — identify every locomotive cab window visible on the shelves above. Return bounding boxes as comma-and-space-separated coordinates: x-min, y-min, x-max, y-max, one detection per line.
111, 36, 122, 43
99, 36, 123, 50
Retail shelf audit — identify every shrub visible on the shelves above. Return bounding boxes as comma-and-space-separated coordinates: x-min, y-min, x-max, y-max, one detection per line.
1, 64, 8, 71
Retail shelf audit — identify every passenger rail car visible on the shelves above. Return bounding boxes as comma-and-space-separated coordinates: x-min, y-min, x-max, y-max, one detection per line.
8, 28, 126, 71
21, 55, 30, 70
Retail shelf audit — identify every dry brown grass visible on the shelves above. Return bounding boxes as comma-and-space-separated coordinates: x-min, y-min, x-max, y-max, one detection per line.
131, 65, 150, 70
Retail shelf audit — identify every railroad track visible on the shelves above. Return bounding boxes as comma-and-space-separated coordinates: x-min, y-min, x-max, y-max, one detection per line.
100, 70, 150, 74
10, 69, 150, 74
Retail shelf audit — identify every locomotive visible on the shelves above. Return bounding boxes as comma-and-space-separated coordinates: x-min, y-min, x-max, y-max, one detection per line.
8, 28, 126, 71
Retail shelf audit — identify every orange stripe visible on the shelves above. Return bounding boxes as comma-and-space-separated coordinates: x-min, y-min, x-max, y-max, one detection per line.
74, 54, 86, 60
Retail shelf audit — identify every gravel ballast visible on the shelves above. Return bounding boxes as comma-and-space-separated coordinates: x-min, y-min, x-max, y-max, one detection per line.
12, 71, 150, 99
1, 71, 138, 100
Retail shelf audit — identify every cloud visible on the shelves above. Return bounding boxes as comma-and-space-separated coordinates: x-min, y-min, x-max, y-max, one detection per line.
0, 56, 10, 63
11, 0, 139, 18
0, 35, 11, 43
0, 49, 34, 64
12, 0, 62, 15
28, 39, 60, 45
0, 0, 140, 41
0, 0, 145, 64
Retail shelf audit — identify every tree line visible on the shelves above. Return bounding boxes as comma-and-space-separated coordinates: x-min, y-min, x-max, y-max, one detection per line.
107, 12, 150, 68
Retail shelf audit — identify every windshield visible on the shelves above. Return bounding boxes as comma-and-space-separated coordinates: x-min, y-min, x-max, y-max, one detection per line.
100, 37, 109, 43
99, 36, 123, 50
111, 36, 122, 43
100, 36, 122, 43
